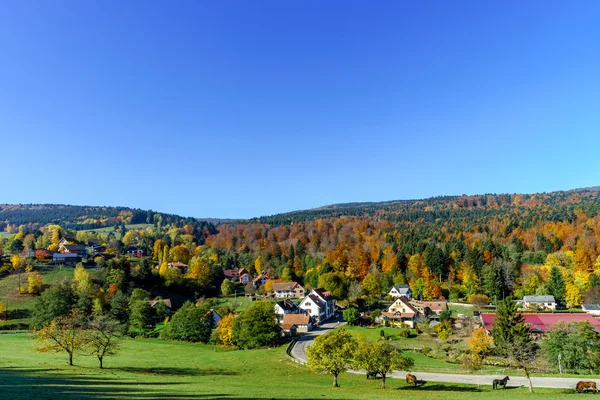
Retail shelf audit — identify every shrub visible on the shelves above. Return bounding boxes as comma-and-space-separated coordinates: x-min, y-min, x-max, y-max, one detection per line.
398, 329, 410, 338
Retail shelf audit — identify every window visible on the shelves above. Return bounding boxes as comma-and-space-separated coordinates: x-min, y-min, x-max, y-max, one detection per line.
305, 302, 311, 306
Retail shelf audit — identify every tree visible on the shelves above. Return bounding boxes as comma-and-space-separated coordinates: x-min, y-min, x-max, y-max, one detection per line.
159, 245, 170, 276
547, 266, 566, 305
128, 300, 153, 333
221, 279, 235, 296
491, 298, 537, 392
162, 302, 213, 343
468, 327, 493, 358
353, 336, 414, 388
318, 272, 347, 299
28, 271, 44, 295
342, 308, 360, 326
84, 315, 120, 368
232, 301, 279, 349
306, 329, 357, 387
565, 283, 582, 308
217, 313, 236, 346
110, 291, 130, 324
33, 281, 76, 328
254, 256, 264, 275
361, 272, 382, 298
35, 311, 87, 366
347, 282, 364, 304
541, 321, 600, 374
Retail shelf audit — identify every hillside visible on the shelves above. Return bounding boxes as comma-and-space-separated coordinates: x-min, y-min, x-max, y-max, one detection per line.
0, 204, 201, 232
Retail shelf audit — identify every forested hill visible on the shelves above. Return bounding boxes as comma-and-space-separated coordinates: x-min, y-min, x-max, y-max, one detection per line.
252, 188, 600, 226
0, 204, 205, 232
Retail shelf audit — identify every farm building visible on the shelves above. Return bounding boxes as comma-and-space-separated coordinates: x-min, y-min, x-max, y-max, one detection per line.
481, 312, 600, 333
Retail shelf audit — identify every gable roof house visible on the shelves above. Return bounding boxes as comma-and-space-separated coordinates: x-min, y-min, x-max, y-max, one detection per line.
299, 288, 335, 323
253, 270, 269, 288
239, 272, 251, 284
388, 284, 412, 299
381, 296, 418, 328
168, 262, 188, 274
523, 295, 556, 310
274, 299, 299, 321
272, 281, 305, 298
282, 313, 312, 333
62, 244, 87, 257
126, 246, 144, 257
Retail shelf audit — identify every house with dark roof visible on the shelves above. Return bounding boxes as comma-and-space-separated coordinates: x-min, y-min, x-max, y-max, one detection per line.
52, 252, 81, 265
62, 244, 87, 257
126, 246, 144, 257
272, 281, 305, 298
381, 296, 418, 328
523, 295, 556, 310
388, 284, 412, 299
274, 299, 299, 321
299, 288, 335, 323
582, 304, 600, 316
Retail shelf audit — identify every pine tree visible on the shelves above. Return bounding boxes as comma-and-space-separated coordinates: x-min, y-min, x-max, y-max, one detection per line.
547, 266, 565, 304
492, 299, 537, 392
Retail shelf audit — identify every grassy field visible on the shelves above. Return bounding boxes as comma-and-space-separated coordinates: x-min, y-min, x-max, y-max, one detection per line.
0, 333, 581, 400
80, 223, 154, 238
0, 265, 100, 328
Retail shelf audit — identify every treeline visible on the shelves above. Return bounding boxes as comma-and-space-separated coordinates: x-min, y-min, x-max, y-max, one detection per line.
0, 204, 206, 232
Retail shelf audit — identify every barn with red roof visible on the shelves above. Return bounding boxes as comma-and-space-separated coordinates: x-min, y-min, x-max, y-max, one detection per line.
481, 312, 600, 333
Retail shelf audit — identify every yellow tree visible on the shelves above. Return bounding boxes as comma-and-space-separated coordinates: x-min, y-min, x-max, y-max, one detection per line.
565, 283, 582, 308
217, 313, 235, 346
468, 327, 493, 357
35, 312, 88, 366
159, 246, 170, 277
28, 271, 44, 295
254, 256, 264, 275
153, 239, 166, 261
74, 263, 93, 296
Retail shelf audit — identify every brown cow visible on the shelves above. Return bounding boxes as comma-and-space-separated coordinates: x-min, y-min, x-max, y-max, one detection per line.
576, 381, 598, 393
406, 373, 417, 387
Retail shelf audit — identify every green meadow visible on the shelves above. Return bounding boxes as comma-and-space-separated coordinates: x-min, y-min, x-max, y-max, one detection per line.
0, 333, 582, 400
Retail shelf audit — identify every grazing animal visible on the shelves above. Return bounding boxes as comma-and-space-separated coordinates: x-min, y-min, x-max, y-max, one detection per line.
492, 376, 510, 390
406, 373, 417, 387
576, 381, 598, 393
366, 371, 378, 380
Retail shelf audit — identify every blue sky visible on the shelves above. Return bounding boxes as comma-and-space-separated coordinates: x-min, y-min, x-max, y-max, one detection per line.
1, 1, 599, 218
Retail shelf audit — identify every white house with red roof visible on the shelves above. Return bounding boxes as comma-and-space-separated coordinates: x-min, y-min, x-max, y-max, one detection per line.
272, 281, 305, 298
381, 296, 418, 328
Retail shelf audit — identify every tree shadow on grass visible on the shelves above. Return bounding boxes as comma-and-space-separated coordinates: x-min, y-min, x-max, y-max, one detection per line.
396, 382, 483, 392
112, 367, 237, 376
0, 368, 337, 400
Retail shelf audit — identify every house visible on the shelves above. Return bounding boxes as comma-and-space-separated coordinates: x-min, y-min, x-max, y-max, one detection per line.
582, 304, 600, 316
388, 284, 412, 299
409, 299, 448, 318
481, 312, 600, 334
223, 267, 248, 281
272, 281, 305, 298
253, 270, 268, 288
274, 299, 299, 321
126, 246, 144, 257
148, 298, 172, 310
62, 244, 87, 257
282, 313, 312, 333
279, 323, 297, 337
299, 288, 335, 323
239, 273, 251, 284
168, 261, 188, 274
52, 252, 81, 266
381, 296, 418, 328
523, 295, 556, 310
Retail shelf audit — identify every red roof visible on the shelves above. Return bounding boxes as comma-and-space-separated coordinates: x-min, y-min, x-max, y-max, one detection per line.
481, 313, 600, 333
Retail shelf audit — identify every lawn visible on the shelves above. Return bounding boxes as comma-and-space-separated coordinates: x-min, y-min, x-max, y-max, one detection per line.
80, 223, 154, 239
0, 333, 581, 400
0, 265, 100, 328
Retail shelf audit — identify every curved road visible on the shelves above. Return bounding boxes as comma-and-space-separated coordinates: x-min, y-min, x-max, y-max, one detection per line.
290, 321, 596, 390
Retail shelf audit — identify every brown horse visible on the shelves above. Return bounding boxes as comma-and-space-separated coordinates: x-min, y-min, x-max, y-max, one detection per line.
406, 373, 417, 387
576, 381, 598, 393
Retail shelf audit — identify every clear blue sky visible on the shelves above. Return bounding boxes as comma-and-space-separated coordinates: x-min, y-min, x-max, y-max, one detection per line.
1, 1, 600, 219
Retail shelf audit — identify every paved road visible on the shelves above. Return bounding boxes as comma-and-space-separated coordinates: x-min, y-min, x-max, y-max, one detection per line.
289, 322, 596, 390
